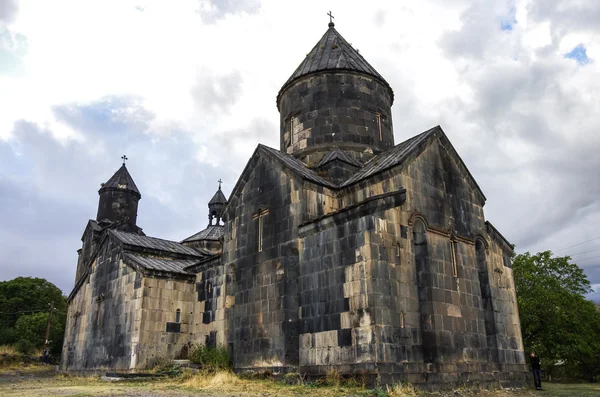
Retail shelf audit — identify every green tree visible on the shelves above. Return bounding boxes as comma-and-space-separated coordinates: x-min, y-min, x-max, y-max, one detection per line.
0, 277, 67, 355
14, 312, 64, 356
513, 251, 600, 380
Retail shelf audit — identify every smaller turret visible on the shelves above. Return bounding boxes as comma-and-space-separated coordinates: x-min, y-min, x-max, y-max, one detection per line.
182, 181, 227, 254
208, 180, 227, 226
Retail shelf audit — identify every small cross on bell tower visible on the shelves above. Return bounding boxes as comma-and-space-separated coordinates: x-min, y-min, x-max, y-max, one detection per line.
327, 11, 335, 28
121, 155, 128, 166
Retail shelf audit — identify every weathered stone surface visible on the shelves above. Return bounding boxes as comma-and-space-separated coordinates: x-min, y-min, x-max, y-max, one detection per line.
278, 72, 394, 166
62, 23, 528, 389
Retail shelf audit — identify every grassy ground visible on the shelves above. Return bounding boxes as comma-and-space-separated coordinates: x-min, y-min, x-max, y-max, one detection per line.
0, 366, 598, 397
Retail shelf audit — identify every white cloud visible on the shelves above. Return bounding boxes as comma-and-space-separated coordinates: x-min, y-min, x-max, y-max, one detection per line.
0, 0, 599, 295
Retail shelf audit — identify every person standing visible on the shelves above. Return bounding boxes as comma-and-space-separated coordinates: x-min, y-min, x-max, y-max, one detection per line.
530, 352, 542, 390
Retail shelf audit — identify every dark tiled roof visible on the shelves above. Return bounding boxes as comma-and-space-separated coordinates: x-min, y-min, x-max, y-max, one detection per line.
315, 147, 363, 168
340, 127, 437, 187
280, 26, 391, 95
259, 145, 338, 188
111, 230, 203, 257
123, 253, 195, 275
209, 188, 227, 205
181, 225, 224, 243
99, 164, 141, 197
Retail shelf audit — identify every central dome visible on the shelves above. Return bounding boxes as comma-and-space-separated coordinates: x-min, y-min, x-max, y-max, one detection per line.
277, 24, 395, 166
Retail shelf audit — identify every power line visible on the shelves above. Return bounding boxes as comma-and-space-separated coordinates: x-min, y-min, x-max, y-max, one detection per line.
569, 248, 600, 257
556, 236, 600, 252
0, 309, 48, 315
0, 308, 65, 315
573, 255, 600, 263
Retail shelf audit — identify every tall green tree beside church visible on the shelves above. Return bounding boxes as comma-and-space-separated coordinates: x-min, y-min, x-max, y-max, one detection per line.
0, 277, 67, 355
513, 251, 600, 381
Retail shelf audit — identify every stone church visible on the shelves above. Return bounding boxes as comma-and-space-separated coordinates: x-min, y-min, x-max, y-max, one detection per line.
62, 21, 528, 388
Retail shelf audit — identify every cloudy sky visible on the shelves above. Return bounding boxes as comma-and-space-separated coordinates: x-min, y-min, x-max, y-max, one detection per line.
0, 0, 599, 300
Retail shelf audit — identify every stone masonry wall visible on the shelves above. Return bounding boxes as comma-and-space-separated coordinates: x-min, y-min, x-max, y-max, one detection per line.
135, 276, 195, 368
189, 257, 229, 348
297, 191, 409, 378
298, 135, 528, 387
62, 234, 197, 371
62, 237, 143, 371
485, 227, 526, 370
222, 155, 304, 371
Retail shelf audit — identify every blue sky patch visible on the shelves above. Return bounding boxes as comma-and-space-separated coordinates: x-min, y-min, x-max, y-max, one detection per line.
500, 3, 517, 31
565, 44, 590, 65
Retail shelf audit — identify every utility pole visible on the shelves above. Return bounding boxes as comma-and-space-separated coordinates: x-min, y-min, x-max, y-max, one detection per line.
44, 302, 54, 351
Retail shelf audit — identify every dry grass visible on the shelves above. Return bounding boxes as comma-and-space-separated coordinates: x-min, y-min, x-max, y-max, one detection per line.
1, 366, 599, 397
0, 345, 18, 355
386, 382, 420, 396
179, 370, 366, 397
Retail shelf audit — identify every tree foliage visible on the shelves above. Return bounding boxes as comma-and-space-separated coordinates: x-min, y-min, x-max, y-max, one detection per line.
513, 251, 600, 381
0, 277, 67, 356
15, 312, 65, 355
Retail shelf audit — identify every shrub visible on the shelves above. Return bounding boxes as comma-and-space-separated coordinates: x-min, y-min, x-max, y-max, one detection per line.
15, 339, 35, 355
188, 344, 231, 372
283, 371, 305, 385
325, 367, 341, 387
151, 355, 181, 377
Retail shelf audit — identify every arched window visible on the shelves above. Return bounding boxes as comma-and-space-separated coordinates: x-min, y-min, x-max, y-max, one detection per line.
400, 311, 405, 328
176, 309, 181, 324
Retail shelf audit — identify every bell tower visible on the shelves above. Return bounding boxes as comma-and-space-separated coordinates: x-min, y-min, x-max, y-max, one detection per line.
96, 156, 141, 232
277, 19, 394, 166
208, 179, 227, 226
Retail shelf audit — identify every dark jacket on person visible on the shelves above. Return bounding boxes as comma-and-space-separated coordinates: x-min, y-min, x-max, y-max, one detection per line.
531, 355, 541, 370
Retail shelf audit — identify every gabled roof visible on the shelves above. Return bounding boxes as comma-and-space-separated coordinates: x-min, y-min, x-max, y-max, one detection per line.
209, 188, 227, 205
314, 147, 363, 168
339, 126, 486, 201
110, 230, 203, 257
99, 164, 141, 198
181, 225, 224, 243
340, 127, 436, 187
278, 25, 392, 104
225, 126, 486, 209
224, 144, 338, 212
123, 253, 196, 276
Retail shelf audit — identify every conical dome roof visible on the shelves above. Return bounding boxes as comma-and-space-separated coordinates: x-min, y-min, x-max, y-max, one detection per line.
99, 164, 141, 198
278, 24, 392, 103
208, 187, 227, 205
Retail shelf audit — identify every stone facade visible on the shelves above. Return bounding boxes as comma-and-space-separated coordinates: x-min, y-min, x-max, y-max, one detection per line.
62, 22, 527, 389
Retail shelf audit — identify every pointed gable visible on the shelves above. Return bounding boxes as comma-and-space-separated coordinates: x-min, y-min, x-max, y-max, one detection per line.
99, 164, 141, 198
224, 144, 338, 209
314, 147, 363, 168
341, 126, 486, 203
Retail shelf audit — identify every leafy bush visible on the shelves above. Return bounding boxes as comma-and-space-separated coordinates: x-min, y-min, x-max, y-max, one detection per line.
15, 339, 35, 355
188, 344, 231, 372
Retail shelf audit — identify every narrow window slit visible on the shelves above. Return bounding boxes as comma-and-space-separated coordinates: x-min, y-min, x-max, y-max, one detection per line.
451, 240, 458, 278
